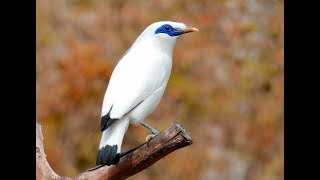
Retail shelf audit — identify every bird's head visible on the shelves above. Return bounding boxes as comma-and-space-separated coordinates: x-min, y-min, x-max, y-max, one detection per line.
132, 21, 198, 54
154, 21, 199, 37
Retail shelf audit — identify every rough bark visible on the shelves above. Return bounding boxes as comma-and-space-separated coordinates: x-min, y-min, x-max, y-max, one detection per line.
36, 122, 193, 180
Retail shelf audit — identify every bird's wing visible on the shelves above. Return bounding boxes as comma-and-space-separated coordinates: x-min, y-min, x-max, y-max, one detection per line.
101, 50, 170, 125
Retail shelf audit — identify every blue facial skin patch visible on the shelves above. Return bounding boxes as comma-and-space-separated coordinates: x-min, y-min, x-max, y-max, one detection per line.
155, 24, 185, 37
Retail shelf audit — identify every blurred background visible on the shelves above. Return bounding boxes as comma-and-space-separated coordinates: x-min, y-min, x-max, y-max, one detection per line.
36, 0, 283, 179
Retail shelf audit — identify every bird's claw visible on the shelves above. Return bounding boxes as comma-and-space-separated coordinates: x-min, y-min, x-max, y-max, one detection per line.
146, 134, 156, 145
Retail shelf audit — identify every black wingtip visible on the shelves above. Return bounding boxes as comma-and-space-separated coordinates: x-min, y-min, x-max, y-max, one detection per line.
101, 112, 118, 132
96, 145, 121, 166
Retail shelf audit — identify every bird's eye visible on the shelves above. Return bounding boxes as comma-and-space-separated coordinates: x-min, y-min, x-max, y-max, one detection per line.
165, 26, 170, 30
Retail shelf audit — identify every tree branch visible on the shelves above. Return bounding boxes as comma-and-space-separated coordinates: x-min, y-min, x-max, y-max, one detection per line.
36, 122, 193, 180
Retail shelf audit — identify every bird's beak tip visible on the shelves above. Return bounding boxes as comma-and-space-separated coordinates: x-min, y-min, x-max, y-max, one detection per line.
183, 26, 199, 33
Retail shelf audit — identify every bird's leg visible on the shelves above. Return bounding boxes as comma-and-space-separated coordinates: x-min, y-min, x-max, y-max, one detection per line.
141, 122, 159, 135
140, 122, 159, 143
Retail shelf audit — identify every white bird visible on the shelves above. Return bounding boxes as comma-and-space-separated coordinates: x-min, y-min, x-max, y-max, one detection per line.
96, 21, 198, 166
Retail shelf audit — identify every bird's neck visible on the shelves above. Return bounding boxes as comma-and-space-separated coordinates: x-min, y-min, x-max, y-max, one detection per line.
135, 37, 177, 57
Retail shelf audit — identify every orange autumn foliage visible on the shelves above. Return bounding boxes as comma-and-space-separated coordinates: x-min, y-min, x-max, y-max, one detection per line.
36, 0, 283, 179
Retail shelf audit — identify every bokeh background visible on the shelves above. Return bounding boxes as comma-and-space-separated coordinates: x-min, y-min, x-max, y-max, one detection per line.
36, 0, 283, 179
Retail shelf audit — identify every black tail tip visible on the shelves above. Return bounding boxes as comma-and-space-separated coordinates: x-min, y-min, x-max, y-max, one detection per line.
96, 145, 121, 166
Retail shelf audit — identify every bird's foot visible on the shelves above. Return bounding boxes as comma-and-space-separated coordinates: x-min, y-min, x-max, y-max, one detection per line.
146, 134, 156, 145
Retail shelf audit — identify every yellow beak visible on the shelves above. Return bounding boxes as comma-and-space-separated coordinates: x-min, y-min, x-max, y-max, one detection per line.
182, 26, 199, 34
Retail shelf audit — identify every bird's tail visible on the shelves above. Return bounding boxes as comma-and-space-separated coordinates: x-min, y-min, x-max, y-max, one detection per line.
96, 117, 130, 166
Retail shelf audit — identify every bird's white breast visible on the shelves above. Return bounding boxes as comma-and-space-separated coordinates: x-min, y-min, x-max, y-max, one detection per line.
101, 37, 173, 123
126, 43, 172, 123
